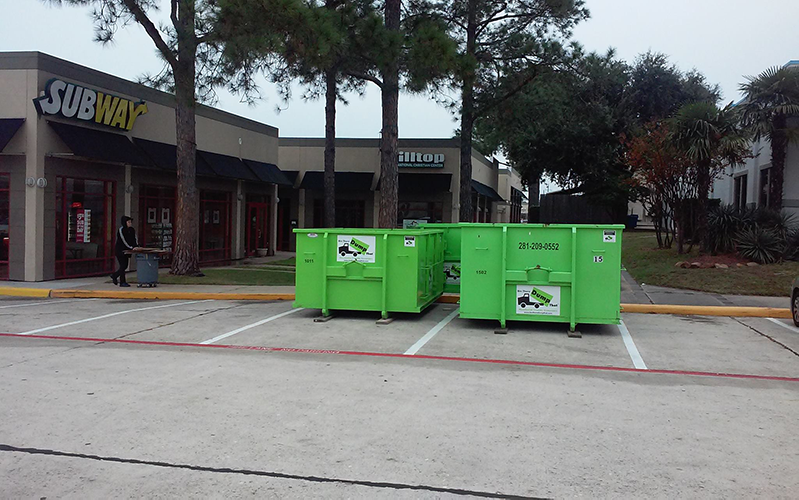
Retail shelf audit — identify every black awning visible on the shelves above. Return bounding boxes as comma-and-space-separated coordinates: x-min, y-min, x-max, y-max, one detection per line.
0, 118, 24, 152
49, 121, 152, 167
242, 159, 293, 186
471, 179, 504, 201
198, 150, 258, 182
300, 171, 374, 191
133, 138, 215, 176
283, 171, 299, 186
512, 186, 528, 200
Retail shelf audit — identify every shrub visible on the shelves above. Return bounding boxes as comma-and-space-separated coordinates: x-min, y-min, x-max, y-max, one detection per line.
784, 229, 799, 261
707, 204, 742, 254
735, 226, 784, 264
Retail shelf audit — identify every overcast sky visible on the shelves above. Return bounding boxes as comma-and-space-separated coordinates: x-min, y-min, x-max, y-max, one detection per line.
1, 0, 797, 179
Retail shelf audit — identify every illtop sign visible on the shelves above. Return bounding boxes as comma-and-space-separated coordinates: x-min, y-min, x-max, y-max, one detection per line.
33, 78, 148, 131
398, 151, 445, 168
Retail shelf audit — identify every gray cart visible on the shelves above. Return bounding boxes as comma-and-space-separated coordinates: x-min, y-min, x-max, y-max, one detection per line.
134, 252, 162, 287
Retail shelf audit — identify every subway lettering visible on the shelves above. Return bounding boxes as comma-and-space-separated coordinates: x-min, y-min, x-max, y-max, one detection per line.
33, 78, 148, 131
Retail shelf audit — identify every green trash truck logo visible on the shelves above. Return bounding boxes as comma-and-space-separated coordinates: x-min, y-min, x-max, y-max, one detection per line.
443, 262, 461, 285
336, 235, 376, 263
516, 285, 561, 316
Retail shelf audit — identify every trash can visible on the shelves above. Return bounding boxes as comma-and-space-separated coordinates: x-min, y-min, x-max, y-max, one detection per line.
459, 223, 624, 332
135, 252, 161, 287
419, 223, 462, 293
293, 228, 445, 318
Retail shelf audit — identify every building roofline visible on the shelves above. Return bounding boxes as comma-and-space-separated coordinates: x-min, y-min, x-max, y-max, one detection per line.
0, 51, 278, 138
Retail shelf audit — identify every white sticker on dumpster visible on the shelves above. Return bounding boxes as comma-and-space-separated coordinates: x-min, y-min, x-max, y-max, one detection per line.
443, 262, 461, 285
603, 230, 616, 243
516, 285, 561, 316
336, 235, 376, 263
404, 236, 416, 247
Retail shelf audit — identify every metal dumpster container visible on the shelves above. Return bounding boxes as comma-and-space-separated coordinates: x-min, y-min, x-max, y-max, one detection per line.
459, 224, 624, 331
419, 223, 462, 292
294, 228, 445, 318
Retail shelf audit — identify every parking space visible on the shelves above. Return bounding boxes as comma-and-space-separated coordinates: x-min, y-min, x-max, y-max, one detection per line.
1, 296, 798, 498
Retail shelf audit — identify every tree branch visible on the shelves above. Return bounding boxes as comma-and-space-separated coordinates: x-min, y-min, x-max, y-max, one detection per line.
345, 70, 383, 89
122, 0, 178, 68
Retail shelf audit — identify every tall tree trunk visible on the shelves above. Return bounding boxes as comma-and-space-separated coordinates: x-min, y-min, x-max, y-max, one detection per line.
324, 68, 337, 228
378, 0, 400, 228
171, 0, 200, 276
770, 115, 787, 211
458, 0, 477, 222
696, 159, 711, 252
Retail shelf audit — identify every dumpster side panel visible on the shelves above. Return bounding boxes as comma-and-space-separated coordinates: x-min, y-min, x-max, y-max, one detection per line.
574, 227, 622, 324
294, 231, 325, 308
420, 223, 461, 293
460, 226, 505, 319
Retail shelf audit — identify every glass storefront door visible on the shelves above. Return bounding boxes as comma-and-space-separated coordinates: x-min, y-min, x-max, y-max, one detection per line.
139, 185, 176, 266
55, 176, 115, 278
0, 173, 9, 279
200, 190, 231, 263
246, 202, 270, 256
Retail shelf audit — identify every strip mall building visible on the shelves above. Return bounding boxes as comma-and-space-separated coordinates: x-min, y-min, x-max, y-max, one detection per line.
0, 52, 523, 282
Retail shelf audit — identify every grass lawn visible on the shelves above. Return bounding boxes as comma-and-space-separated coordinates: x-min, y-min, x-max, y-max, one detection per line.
143, 268, 296, 286
623, 231, 798, 297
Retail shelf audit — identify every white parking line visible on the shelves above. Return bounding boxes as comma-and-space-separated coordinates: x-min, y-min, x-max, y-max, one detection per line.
618, 319, 647, 369
0, 298, 98, 310
766, 317, 799, 334
200, 307, 304, 345
404, 307, 460, 356
17, 300, 210, 335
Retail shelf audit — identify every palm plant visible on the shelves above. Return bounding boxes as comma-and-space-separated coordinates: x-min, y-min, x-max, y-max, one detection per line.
670, 102, 750, 251
738, 66, 799, 210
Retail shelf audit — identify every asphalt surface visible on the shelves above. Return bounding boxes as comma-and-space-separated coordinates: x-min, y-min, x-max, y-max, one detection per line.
1, 297, 798, 498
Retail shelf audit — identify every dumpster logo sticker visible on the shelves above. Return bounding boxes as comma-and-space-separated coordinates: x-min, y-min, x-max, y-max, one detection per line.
516, 285, 560, 316
404, 236, 416, 247
603, 230, 616, 243
337, 235, 376, 263
444, 262, 461, 285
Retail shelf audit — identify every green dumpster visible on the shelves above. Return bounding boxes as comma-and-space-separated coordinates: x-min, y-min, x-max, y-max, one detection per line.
459, 223, 624, 331
419, 223, 462, 292
294, 228, 445, 318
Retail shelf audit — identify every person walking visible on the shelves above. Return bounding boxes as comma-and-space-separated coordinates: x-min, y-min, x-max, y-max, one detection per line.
110, 216, 140, 287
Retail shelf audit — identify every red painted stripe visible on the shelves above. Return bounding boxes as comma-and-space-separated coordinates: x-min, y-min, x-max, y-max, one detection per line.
2, 332, 798, 383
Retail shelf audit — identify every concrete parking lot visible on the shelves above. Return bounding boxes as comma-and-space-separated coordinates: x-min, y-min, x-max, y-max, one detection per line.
1, 296, 798, 498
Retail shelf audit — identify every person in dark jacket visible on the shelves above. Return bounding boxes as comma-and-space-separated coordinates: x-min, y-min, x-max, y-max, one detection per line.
110, 216, 140, 287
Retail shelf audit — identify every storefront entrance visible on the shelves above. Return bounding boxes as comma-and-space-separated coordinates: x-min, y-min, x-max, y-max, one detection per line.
139, 185, 175, 266
0, 173, 9, 279
246, 202, 270, 256
55, 176, 116, 278
199, 190, 232, 263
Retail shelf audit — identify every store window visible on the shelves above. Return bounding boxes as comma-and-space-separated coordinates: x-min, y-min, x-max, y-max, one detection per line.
759, 168, 771, 208
0, 173, 9, 279
313, 199, 366, 227
397, 201, 444, 225
139, 185, 176, 266
733, 175, 747, 211
200, 190, 232, 263
55, 176, 115, 278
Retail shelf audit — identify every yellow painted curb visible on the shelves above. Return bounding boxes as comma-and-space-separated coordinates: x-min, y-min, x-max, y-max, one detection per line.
0, 286, 52, 298
621, 303, 792, 319
50, 289, 295, 301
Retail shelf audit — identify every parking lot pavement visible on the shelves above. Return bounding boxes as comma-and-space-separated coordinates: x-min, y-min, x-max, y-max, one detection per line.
1, 297, 798, 498
621, 314, 799, 379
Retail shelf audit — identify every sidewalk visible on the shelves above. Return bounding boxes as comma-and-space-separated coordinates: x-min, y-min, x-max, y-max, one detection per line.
621, 270, 789, 309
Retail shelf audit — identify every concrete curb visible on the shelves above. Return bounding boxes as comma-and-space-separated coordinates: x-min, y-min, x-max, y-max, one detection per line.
0, 286, 52, 298
620, 303, 792, 319
0, 287, 792, 319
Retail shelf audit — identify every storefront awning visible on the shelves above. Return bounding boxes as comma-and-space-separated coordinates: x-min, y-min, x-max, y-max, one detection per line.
242, 159, 294, 186
300, 171, 374, 191
0, 118, 24, 152
133, 138, 216, 176
49, 121, 153, 167
471, 179, 504, 202
198, 150, 258, 182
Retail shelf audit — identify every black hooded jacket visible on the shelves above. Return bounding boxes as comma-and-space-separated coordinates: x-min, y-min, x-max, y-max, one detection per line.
115, 216, 138, 255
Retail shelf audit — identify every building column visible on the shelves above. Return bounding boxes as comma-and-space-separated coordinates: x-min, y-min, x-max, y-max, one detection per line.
24, 108, 45, 281
234, 180, 244, 259
372, 190, 381, 227
123, 165, 132, 216
270, 183, 278, 256
298, 189, 306, 228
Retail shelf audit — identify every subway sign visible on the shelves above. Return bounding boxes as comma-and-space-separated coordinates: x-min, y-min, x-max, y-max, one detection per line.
33, 78, 148, 131
398, 151, 445, 168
